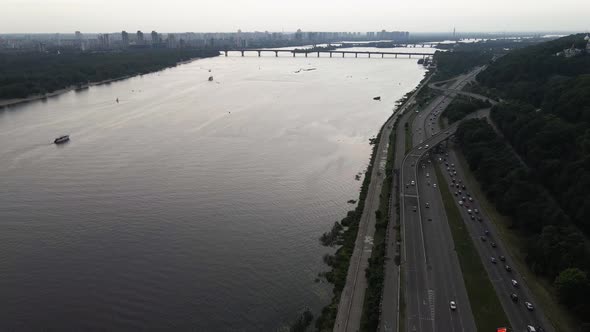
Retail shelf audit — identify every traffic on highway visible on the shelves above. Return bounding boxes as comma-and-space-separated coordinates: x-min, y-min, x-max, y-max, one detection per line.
401, 68, 553, 332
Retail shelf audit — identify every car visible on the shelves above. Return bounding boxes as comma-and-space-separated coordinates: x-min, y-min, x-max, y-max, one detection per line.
468, 197, 473, 202
418, 147, 422, 150
411, 180, 415, 186
474, 209, 479, 214
470, 215, 475, 220
452, 178, 456, 183
425, 202, 430, 208
433, 183, 437, 188
459, 200, 464, 205
412, 206, 417, 212
458, 190, 462, 195
505, 265, 512, 272
480, 236, 487, 242
484, 230, 490, 235
406, 183, 410, 188
449, 301, 457, 310
511, 279, 519, 287
455, 184, 460, 188
525, 302, 534, 311
499, 255, 506, 261
426, 173, 430, 178
491, 257, 497, 264
467, 209, 472, 214
491, 242, 497, 248
454, 192, 458, 196
526, 326, 537, 332
510, 293, 519, 302
461, 185, 466, 189
427, 181, 430, 186
477, 216, 483, 222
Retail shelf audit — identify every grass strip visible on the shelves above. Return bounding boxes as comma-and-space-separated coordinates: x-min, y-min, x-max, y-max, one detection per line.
434, 162, 510, 331
359, 119, 397, 331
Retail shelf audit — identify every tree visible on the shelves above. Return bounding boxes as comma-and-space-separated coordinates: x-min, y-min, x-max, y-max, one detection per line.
554, 268, 589, 306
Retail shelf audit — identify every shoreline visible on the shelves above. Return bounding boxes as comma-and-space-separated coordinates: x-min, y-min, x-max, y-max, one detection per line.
0, 55, 217, 109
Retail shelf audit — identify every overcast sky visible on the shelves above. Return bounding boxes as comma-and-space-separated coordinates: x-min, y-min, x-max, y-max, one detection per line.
1, 0, 589, 33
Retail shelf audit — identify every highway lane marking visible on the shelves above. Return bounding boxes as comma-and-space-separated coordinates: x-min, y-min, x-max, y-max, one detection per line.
428, 289, 435, 322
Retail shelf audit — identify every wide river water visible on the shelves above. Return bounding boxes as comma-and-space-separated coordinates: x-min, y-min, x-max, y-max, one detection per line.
0, 53, 427, 330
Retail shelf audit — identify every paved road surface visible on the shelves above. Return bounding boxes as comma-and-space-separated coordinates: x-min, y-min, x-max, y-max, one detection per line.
334, 75, 434, 332
422, 77, 554, 332
400, 70, 481, 332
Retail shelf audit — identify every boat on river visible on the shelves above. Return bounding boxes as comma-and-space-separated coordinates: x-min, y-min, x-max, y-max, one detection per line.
54, 135, 70, 144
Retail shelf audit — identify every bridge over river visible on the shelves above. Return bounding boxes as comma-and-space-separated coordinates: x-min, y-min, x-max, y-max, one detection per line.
223, 49, 435, 59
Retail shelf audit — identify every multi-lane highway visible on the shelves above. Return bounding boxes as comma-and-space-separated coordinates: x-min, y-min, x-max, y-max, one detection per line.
399, 71, 481, 332
334, 74, 435, 332
344, 65, 553, 332
419, 77, 554, 332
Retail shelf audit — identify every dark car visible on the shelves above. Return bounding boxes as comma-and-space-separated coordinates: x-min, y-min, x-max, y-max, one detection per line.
510, 293, 518, 302
499, 255, 506, 261
480, 236, 487, 242
491, 242, 497, 248
505, 265, 512, 272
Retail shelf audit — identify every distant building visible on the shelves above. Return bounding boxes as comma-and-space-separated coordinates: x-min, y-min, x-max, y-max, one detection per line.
151, 30, 160, 44
295, 29, 303, 42
121, 31, 129, 46
136, 30, 144, 44
98, 33, 110, 48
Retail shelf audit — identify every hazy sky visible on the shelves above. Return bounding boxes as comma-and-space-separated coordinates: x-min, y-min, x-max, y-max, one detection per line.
1, 0, 589, 33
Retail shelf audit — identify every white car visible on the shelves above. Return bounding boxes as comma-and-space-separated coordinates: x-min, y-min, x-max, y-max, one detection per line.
411, 180, 415, 186
433, 183, 437, 188
525, 301, 534, 311
459, 200, 464, 205
511, 279, 519, 287
449, 301, 457, 310
526, 325, 537, 332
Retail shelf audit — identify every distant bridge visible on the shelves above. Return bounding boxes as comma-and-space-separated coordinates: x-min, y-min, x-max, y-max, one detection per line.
223, 49, 435, 59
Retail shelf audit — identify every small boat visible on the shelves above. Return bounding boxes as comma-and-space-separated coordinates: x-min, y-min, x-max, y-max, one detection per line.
208, 76, 214, 81
373, 96, 381, 101
54, 135, 70, 144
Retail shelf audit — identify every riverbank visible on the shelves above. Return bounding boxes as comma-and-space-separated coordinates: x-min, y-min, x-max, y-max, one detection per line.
317, 71, 433, 331
0, 49, 219, 109
0, 76, 133, 109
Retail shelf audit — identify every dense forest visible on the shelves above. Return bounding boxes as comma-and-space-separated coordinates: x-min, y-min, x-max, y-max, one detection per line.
476, 34, 590, 237
0, 48, 219, 100
432, 50, 493, 81
460, 33, 590, 327
441, 97, 491, 124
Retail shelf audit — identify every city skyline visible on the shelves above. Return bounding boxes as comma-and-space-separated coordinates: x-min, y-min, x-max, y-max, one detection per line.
1, 0, 589, 33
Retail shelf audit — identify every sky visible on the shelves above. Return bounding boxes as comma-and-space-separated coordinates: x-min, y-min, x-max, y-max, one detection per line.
1, 0, 589, 33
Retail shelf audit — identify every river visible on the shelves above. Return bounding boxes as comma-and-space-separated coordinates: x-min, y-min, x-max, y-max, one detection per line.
0, 53, 427, 330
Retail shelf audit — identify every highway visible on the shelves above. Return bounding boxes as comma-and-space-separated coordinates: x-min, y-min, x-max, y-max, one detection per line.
400, 70, 481, 332
420, 76, 555, 332
334, 74, 434, 332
